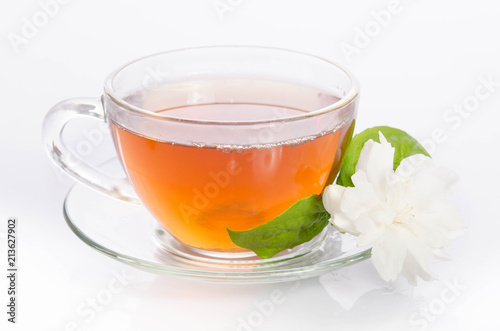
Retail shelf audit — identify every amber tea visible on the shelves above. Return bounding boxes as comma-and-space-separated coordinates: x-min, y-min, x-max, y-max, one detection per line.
111, 80, 354, 252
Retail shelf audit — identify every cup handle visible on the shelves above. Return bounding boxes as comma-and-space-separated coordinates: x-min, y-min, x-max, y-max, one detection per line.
42, 97, 140, 204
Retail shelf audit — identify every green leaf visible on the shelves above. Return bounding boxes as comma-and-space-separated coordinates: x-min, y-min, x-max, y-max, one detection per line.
227, 195, 330, 259
336, 126, 430, 187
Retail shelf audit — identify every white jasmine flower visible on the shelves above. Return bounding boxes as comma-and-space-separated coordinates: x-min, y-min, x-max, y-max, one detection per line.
323, 132, 465, 285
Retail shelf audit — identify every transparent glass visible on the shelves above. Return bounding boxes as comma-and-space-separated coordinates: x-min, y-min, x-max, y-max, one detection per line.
63, 178, 371, 284
43, 46, 360, 255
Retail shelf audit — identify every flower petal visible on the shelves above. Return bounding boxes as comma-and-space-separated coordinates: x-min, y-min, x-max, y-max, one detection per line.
400, 234, 438, 285
356, 206, 396, 246
410, 205, 465, 248
396, 154, 460, 212
355, 132, 395, 197
394, 153, 432, 179
385, 174, 411, 215
322, 184, 345, 216
332, 212, 359, 235
341, 172, 381, 221
370, 227, 408, 282
356, 217, 383, 245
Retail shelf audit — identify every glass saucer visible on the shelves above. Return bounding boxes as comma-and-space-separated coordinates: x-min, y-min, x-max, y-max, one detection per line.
63, 181, 372, 284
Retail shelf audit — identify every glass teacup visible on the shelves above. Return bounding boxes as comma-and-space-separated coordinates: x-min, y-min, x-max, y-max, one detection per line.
43, 46, 359, 254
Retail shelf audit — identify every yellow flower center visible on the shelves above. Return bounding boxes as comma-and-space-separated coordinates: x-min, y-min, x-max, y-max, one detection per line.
393, 204, 415, 225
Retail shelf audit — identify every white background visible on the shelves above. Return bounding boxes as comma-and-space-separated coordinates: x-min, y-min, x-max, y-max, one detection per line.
1, 0, 500, 330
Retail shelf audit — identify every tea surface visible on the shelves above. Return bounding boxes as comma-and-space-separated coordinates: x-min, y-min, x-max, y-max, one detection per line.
112, 80, 352, 251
